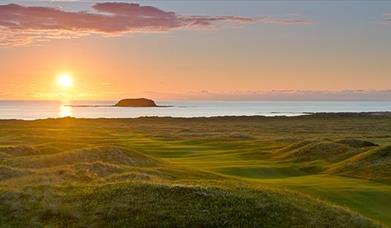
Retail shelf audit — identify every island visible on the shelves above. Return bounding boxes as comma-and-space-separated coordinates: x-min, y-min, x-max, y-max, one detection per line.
114, 98, 157, 107
66, 98, 168, 108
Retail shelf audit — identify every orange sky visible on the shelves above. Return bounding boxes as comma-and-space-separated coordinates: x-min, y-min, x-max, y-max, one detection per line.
0, 1, 390, 100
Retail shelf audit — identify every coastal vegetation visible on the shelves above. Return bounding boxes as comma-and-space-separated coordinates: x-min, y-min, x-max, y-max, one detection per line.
0, 113, 390, 227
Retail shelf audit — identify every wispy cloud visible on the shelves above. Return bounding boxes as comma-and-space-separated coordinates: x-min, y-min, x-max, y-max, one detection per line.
0, 2, 311, 46
385, 13, 391, 22
143, 90, 391, 101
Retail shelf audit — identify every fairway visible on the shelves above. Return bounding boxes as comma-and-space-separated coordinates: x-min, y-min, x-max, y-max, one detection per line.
0, 114, 390, 227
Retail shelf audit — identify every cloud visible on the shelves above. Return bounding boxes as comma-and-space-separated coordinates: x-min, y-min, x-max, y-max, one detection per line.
0, 2, 311, 46
257, 17, 312, 25
143, 90, 391, 101
385, 13, 391, 22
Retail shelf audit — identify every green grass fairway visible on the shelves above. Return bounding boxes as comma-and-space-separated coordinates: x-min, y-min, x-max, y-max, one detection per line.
0, 114, 390, 227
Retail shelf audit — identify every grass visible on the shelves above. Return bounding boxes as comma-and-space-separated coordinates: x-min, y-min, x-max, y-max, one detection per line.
327, 146, 391, 183
0, 114, 390, 227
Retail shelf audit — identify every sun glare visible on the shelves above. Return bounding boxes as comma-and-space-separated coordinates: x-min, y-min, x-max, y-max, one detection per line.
57, 73, 74, 89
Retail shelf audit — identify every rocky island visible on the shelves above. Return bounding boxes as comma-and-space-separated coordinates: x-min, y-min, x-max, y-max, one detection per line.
67, 98, 165, 108
114, 98, 157, 107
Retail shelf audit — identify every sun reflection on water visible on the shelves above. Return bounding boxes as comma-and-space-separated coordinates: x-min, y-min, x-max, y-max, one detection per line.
60, 105, 72, 117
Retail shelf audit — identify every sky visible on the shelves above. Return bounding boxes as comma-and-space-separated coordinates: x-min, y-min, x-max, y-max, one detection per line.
0, 0, 390, 101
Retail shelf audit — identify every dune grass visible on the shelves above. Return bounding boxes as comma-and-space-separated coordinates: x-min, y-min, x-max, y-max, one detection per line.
0, 114, 390, 226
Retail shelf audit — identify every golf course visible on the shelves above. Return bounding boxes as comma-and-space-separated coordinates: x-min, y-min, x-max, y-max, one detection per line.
0, 113, 390, 227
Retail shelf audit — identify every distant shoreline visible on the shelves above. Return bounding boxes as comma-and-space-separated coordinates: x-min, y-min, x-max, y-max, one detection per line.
64, 105, 173, 108
1, 101, 391, 120
1, 112, 391, 121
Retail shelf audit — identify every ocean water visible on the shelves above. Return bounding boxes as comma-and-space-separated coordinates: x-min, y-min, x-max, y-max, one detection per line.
0, 100, 391, 120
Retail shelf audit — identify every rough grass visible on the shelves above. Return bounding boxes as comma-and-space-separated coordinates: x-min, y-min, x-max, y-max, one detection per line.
0, 182, 379, 227
3, 146, 159, 169
337, 139, 379, 148
327, 145, 391, 184
278, 141, 352, 162
0, 166, 30, 181
0, 114, 390, 226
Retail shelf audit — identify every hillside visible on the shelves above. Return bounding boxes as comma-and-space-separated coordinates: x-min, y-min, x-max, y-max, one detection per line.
0, 115, 390, 226
327, 145, 391, 183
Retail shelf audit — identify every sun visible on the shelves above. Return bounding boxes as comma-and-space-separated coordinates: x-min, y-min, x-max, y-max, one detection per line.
57, 73, 74, 89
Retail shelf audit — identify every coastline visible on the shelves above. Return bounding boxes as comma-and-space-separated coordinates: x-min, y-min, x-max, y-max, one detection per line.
0, 112, 390, 225
1, 111, 391, 121
1, 100, 391, 120
65, 104, 173, 108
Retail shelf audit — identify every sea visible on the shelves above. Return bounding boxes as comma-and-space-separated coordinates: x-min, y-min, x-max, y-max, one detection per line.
0, 100, 391, 120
